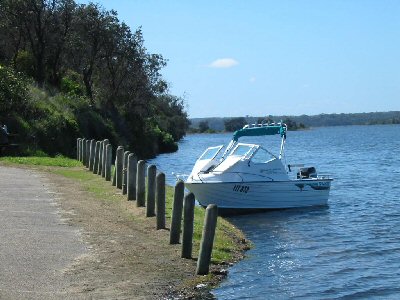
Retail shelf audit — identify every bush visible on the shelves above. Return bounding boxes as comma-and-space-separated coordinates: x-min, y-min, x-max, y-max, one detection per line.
60, 70, 85, 97
0, 64, 30, 117
14, 50, 35, 78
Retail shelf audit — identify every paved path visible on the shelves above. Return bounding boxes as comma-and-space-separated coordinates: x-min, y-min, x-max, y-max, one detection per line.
0, 166, 86, 299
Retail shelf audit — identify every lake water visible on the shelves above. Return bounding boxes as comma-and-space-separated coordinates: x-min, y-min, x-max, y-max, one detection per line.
149, 125, 400, 299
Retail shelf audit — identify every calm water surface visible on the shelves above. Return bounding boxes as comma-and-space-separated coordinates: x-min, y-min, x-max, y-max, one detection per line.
149, 125, 400, 299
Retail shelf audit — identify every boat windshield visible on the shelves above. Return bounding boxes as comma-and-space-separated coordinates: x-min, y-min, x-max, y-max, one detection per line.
198, 145, 223, 160
250, 147, 276, 163
230, 144, 255, 157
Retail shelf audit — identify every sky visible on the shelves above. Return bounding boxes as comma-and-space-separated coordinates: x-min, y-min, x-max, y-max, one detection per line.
78, 0, 400, 118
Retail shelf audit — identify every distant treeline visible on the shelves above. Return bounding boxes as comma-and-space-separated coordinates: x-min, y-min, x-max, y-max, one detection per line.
0, 0, 189, 158
190, 112, 400, 132
190, 116, 305, 133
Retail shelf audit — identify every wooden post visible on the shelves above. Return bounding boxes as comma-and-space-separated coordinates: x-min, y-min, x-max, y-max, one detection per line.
78, 138, 82, 162
76, 138, 80, 160
196, 204, 218, 275
170, 180, 185, 244
112, 157, 117, 186
82, 138, 86, 165
101, 139, 109, 178
97, 141, 104, 175
89, 139, 95, 171
116, 146, 124, 189
156, 173, 166, 229
105, 144, 112, 181
181, 193, 195, 259
122, 151, 130, 194
93, 141, 100, 174
85, 140, 90, 168
127, 154, 137, 200
136, 160, 146, 207
146, 165, 156, 216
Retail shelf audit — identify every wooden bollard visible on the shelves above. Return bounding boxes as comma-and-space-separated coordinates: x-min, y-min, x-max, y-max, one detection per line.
146, 165, 157, 217
85, 140, 90, 168
78, 138, 82, 162
101, 139, 109, 178
112, 157, 117, 186
76, 138, 79, 161
115, 146, 124, 189
97, 141, 104, 175
105, 144, 112, 181
170, 180, 185, 244
136, 160, 146, 207
80, 138, 84, 162
93, 141, 100, 174
156, 173, 166, 229
76, 138, 80, 160
122, 151, 130, 194
181, 193, 195, 259
89, 139, 95, 171
196, 204, 218, 275
127, 154, 137, 200
82, 138, 86, 165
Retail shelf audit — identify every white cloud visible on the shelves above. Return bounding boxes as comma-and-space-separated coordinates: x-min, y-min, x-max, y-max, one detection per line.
209, 58, 239, 68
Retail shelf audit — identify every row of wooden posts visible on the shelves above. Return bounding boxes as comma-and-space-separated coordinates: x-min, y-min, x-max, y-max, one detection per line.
76, 138, 218, 275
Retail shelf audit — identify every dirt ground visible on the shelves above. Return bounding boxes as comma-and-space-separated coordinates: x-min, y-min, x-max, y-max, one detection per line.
41, 168, 247, 299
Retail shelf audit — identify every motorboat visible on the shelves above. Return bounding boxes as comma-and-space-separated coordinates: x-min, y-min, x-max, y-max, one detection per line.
185, 122, 332, 212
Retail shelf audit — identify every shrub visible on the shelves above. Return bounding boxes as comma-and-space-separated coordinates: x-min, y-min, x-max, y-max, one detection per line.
60, 70, 85, 97
14, 50, 35, 78
0, 64, 30, 117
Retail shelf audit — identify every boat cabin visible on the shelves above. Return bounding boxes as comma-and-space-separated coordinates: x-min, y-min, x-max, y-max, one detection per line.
189, 140, 289, 182
187, 122, 323, 183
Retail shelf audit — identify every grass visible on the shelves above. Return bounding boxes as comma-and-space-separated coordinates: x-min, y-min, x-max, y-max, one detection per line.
0, 155, 81, 167
53, 168, 121, 202
1, 155, 247, 265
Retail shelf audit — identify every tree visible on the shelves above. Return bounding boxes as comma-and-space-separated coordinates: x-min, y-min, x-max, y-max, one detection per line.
0, 0, 190, 158
0, 0, 75, 87
46, 0, 76, 86
224, 117, 247, 132
68, 3, 110, 100
0, 64, 29, 116
257, 116, 274, 124
198, 121, 209, 133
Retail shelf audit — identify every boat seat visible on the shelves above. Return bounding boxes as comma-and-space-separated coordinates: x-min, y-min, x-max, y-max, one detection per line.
297, 167, 317, 179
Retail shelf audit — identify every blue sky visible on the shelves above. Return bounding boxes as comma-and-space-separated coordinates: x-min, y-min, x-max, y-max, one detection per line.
79, 0, 400, 118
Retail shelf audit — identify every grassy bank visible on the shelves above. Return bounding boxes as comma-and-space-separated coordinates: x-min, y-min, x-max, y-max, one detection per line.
0, 155, 249, 289
0, 155, 81, 167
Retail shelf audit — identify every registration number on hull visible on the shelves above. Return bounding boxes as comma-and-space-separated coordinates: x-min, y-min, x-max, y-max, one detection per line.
233, 184, 250, 193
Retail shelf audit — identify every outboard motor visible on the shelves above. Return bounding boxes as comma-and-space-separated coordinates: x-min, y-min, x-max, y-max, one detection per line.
297, 167, 317, 179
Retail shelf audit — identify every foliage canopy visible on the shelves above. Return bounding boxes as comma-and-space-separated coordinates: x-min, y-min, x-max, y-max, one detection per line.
0, 0, 189, 158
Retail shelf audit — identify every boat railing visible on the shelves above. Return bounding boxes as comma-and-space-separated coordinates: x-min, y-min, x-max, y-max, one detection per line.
196, 170, 275, 183
173, 173, 190, 181
296, 174, 333, 180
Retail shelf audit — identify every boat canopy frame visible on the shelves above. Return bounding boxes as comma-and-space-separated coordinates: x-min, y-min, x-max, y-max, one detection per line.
222, 122, 287, 159
233, 124, 287, 141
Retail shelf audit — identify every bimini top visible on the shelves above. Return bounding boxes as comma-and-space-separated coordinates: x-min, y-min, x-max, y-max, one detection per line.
232, 123, 287, 141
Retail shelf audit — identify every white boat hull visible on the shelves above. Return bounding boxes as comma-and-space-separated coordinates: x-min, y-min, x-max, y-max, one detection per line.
185, 179, 332, 210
